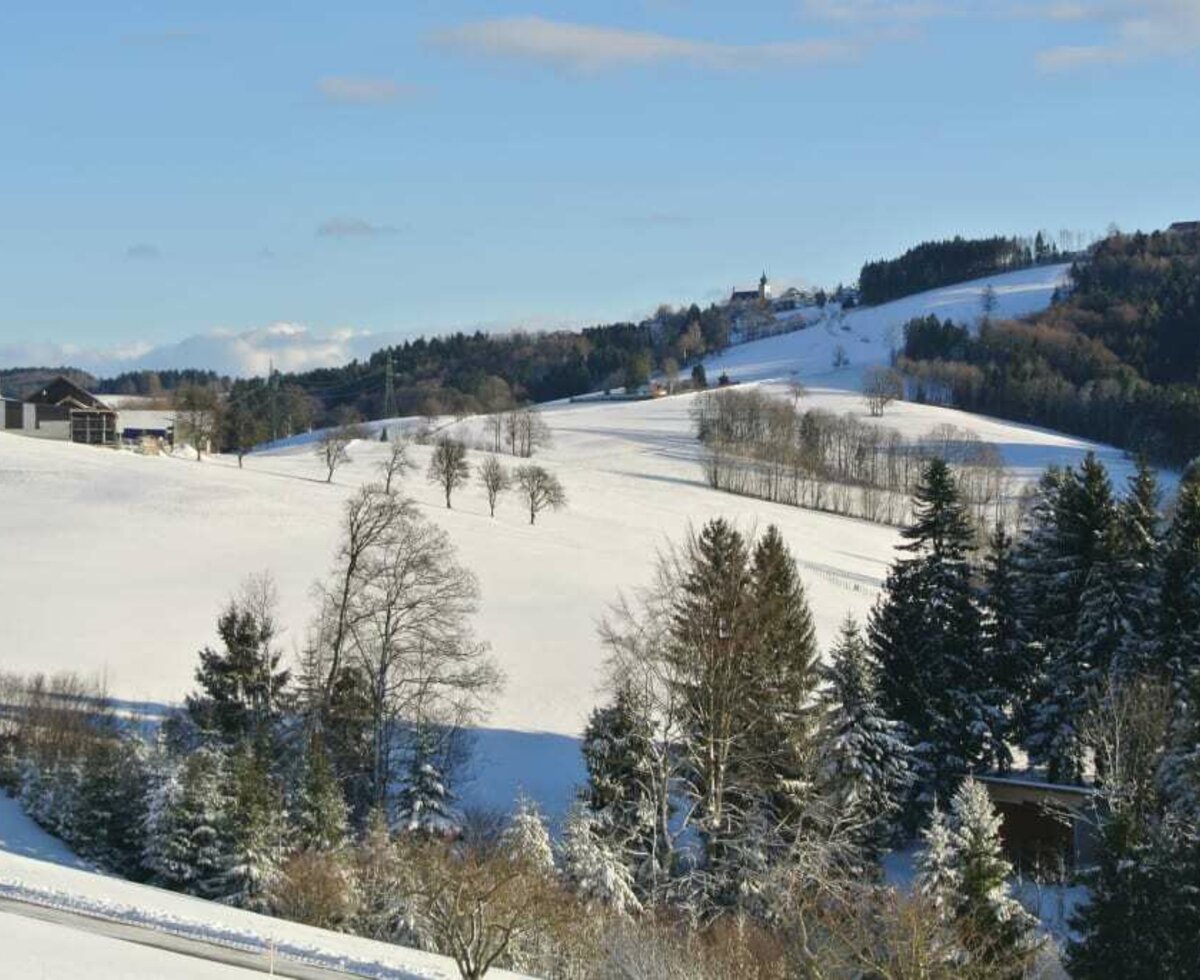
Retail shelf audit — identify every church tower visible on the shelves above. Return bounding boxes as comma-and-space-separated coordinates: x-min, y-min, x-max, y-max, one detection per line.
758, 271, 770, 301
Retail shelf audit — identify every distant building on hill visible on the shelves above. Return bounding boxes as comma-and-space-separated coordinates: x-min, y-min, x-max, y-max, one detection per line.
1168, 220, 1200, 235
0, 375, 117, 445
730, 271, 771, 305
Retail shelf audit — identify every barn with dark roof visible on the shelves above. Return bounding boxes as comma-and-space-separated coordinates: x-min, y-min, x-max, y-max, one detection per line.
0, 375, 117, 445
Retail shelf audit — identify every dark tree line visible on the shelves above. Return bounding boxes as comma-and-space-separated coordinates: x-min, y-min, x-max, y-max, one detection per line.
859, 234, 1049, 306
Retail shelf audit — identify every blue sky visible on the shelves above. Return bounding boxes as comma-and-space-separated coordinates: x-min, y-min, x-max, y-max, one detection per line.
1, 1, 1197, 375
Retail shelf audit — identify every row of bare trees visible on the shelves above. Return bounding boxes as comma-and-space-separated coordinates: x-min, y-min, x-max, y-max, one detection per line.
482, 409, 552, 458
692, 388, 1012, 530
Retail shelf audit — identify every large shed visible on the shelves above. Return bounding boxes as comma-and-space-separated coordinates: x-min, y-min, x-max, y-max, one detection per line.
2, 376, 118, 445
977, 773, 1100, 874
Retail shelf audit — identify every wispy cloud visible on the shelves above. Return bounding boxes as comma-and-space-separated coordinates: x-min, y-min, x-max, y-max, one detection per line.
316, 76, 416, 105
316, 217, 398, 239
801, 0, 952, 23
432, 16, 857, 73
121, 29, 198, 46
125, 243, 161, 261
1034, 0, 1200, 70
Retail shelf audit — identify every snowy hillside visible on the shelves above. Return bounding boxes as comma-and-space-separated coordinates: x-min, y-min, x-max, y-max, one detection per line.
702, 262, 1071, 388
0, 262, 1132, 827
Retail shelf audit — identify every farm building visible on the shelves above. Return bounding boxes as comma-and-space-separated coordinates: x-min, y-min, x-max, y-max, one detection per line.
0, 376, 117, 445
977, 773, 1099, 874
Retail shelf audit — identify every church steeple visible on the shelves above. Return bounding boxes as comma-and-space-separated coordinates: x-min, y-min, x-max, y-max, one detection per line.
758, 270, 769, 300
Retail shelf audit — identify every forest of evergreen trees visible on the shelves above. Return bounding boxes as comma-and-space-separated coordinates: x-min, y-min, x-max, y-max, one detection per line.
858, 234, 1057, 306
5, 448, 1199, 976
897, 229, 1200, 467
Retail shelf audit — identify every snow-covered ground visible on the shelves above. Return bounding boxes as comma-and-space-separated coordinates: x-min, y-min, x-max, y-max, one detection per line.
0, 263, 1137, 826
0, 793, 524, 979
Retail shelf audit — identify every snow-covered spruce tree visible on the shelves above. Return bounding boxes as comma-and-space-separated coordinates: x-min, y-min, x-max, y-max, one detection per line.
869, 459, 992, 814
980, 523, 1025, 766
1024, 454, 1121, 783
74, 735, 150, 875
947, 777, 1035, 966
217, 746, 287, 910
745, 525, 823, 839
1159, 462, 1200, 685
916, 800, 956, 923
819, 615, 912, 867
395, 726, 457, 838
143, 745, 229, 897
293, 732, 350, 852
580, 683, 661, 887
560, 802, 642, 917
502, 796, 556, 876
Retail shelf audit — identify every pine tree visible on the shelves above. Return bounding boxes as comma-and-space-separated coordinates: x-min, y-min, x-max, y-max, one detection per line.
293, 732, 350, 852
560, 803, 641, 917
1025, 454, 1121, 783
980, 524, 1024, 764
502, 796, 556, 875
186, 593, 290, 749
948, 777, 1034, 961
870, 459, 990, 811
395, 726, 457, 837
144, 746, 228, 897
75, 736, 149, 875
352, 808, 410, 943
916, 800, 956, 922
819, 615, 912, 866
667, 518, 755, 902
746, 525, 822, 835
1159, 463, 1200, 684
218, 747, 287, 910
580, 685, 663, 892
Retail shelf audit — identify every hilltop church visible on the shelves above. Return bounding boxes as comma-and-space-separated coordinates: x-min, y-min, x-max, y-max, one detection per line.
730, 272, 771, 305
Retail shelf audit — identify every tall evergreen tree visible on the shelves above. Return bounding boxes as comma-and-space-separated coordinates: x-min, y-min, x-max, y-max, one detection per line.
916, 800, 956, 922
218, 747, 287, 910
186, 590, 290, 749
395, 726, 457, 837
580, 685, 662, 888
745, 525, 822, 836
819, 615, 912, 866
870, 459, 991, 810
1024, 454, 1121, 782
293, 732, 350, 852
144, 746, 228, 897
560, 803, 642, 917
980, 524, 1025, 763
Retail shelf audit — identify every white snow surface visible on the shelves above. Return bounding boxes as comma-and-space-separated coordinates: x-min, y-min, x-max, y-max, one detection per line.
0, 263, 1140, 826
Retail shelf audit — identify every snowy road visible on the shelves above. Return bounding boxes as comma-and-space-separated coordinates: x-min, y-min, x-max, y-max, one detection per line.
0, 898, 372, 979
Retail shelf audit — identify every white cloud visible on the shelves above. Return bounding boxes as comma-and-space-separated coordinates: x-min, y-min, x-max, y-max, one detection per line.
316, 76, 414, 105
1020, 0, 1200, 69
0, 324, 380, 379
433, 16, 856, 73
316, 216, 398, 239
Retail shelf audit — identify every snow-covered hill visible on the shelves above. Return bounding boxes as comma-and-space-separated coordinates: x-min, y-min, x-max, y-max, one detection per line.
0, 262, 1132, 826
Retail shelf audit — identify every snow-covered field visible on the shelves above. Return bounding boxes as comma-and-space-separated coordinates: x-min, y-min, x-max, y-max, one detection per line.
0, 263, 1137, 825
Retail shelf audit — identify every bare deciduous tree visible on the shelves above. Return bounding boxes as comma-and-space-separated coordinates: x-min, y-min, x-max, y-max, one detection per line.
478, 455, 511, 518
662, 357, 680, 395
317, 408, 366, 483
378, 437, 414, 494
427, 437, 471, 509
862, 366, 903, 418
513, 465, 566, 525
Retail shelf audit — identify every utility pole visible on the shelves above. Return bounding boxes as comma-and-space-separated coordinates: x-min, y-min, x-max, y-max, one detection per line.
383, 351, 397, 420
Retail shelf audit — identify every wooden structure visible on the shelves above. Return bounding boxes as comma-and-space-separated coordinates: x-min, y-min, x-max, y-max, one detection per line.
2, 376, 118, 445
977, 773, 1099, 874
